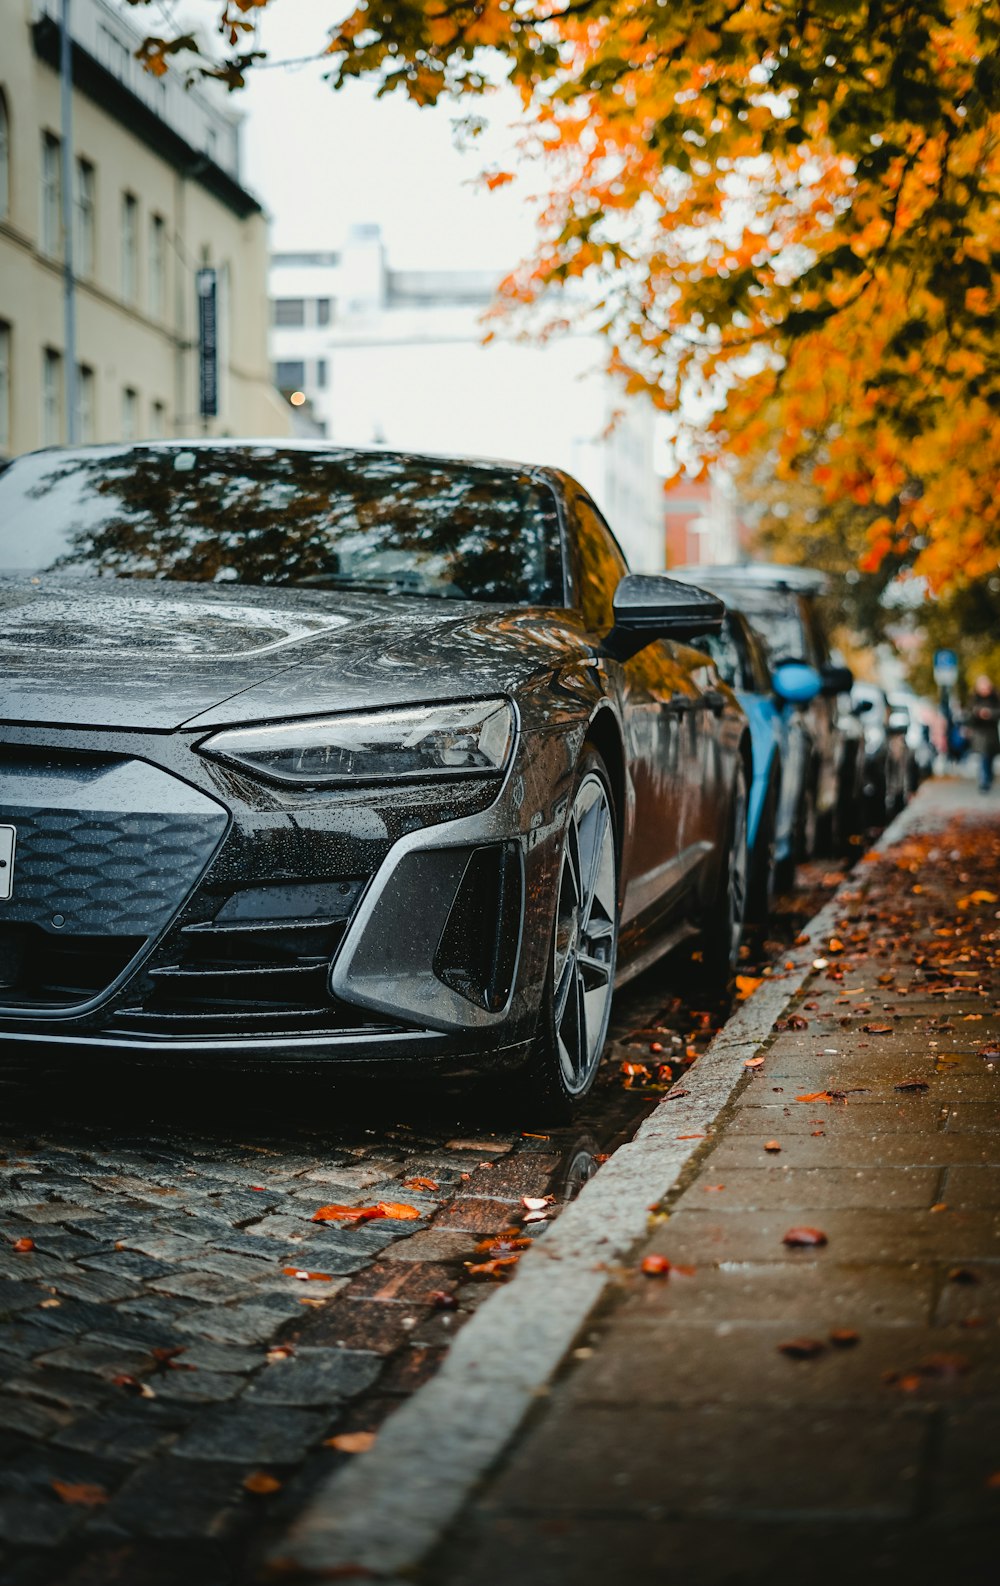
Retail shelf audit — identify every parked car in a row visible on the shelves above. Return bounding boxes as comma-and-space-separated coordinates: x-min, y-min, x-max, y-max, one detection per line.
0, 442, 750, 1117
673, 563, 865, 888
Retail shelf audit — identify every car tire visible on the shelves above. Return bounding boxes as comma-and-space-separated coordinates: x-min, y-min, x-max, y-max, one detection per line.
693, 758, 749, 1003
521, 747, 620, 1120
746, 766, 779, 923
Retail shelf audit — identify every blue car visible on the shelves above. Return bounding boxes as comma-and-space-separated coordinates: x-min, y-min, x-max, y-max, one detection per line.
697, 610, 821, 914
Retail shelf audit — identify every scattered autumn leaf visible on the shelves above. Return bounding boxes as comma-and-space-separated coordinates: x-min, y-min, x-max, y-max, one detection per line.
282, 1267, 335, 1281
764, 1141, 782, 1153
324, 1431, 376, 1454
12, 1237, 34, 1253
778, 1337, 825, 1359
862, 1022, 894, 1034
243, 1471, 282, 1495
796, 1091, 836, 1104
310, 1201, 420, 1224
640, 1254, 672, 1277
51, 1480, 108, 1507
465, 1255, 520, 1280
402, 1177, 440, 1192
522, 1196, 554, 1212
474, 1233, 531, 1256
782, 1226, 828, 1248
744, 1056, 765, 1069
829, 1329, 861, 1348
735, 975, 763, 1000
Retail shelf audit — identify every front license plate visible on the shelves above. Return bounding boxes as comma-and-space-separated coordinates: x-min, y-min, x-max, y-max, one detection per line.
0, 825, 15, 900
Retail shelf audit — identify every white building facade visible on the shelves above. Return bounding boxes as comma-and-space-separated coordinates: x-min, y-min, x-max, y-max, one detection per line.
269, 226, 664, 574
0, 0, 288, 458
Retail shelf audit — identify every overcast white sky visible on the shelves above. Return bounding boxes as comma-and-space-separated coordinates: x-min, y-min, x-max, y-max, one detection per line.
232, 0, 539, 270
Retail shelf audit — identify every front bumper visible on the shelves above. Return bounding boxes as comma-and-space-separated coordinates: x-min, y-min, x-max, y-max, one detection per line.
0, 719, 576, 1067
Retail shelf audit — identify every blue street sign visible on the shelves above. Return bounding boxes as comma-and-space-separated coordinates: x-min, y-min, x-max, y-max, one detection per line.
933, 649, 959, 687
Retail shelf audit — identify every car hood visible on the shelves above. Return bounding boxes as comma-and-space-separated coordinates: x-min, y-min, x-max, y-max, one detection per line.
0, 580, 575, 730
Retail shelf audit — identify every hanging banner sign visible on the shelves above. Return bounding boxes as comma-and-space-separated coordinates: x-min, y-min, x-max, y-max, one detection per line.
196, 267, 218, 419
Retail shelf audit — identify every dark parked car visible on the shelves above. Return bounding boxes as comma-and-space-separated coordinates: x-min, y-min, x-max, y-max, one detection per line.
0, 443, 751, 1115
696, 610, 821, 914
852, 683, 912, 824
672, 564, 863, 862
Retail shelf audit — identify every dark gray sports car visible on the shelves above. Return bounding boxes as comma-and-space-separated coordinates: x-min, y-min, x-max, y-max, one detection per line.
0, 443, 749, 1112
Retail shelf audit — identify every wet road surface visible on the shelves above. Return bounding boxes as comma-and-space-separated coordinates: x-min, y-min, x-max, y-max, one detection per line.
0, 867, 841, 1586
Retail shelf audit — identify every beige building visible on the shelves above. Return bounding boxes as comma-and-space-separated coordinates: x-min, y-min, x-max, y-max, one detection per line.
0, 0, 289, 459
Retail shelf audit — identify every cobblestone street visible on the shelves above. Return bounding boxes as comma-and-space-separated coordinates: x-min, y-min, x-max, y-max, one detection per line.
0, 868, 836, 1586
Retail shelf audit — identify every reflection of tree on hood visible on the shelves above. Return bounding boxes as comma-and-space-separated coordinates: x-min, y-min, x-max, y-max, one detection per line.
34, 449, 560, 604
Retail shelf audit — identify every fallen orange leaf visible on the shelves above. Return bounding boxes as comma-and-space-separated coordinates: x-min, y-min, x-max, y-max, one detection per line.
373, 1201, 421, 1221
640, 1254, 671, 1276
782, 1226, 828, 1248
744, 1056, 765, 1069
282, 1267, 335, 1281
325, 1431, 377, 1454
466, 1255, 520, 1279
402, 1177, 440, 1192
735, 974, 763, 1000
51, 1480, 108, 1506
764, 1140, 782, 1153
12, 1237, 34, 1253
243, 1471, 282, 1495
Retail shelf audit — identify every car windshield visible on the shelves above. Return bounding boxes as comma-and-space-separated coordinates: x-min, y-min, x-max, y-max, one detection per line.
0, 446, 564, 605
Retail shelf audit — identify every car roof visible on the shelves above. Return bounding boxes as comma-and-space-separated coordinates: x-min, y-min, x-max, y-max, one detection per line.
670, 563, 829, 595
11, 438, 566, 483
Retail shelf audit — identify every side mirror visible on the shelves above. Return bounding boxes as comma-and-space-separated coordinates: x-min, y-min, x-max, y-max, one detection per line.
604, 574, 724, 658
772, 661, 823, 706
821, 663, 854, 696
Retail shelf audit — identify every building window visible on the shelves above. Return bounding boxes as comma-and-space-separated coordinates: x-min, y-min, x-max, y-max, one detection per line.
0, 322, 10, 454
42, 347, 62, 445
121, 386, 138, 441
272, 298, 305, 327
315, 358, 328, 389
41, 132, 61, 257
150, 399, 167, 438
76, 363, 95, 442
121, 192, 138, 302
316, 297, 331, 326
149, 213, 166, 319
0, 91, 10, 221
75, 158, 95, 277
274, 360, 306, 391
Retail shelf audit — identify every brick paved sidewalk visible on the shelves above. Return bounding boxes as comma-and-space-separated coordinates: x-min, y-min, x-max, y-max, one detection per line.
433, 780, 1000, 1586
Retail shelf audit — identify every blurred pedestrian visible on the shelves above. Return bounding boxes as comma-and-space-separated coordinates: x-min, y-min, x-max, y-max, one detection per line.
968, 674, 1000, 792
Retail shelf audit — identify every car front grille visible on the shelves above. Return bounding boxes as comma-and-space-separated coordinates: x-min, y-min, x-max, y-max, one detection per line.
106, 893, 406, 1040
0, 924, 147, 1010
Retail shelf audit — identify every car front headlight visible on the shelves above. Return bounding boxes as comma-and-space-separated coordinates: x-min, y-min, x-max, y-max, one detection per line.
199, 698, 516, 787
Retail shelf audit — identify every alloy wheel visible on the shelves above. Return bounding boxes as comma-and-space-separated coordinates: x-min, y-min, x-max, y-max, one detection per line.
551, 772, 618, 1094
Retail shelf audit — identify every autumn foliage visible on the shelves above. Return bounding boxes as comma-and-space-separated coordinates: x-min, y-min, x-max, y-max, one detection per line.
137, 2, 1000, 592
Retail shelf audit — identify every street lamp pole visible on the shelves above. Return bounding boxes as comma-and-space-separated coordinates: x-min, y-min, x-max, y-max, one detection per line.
60, 0, 78, 443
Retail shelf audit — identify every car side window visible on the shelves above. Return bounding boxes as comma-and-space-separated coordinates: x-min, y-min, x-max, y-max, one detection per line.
572, 497, 629, 634
742, 622, 773, 693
